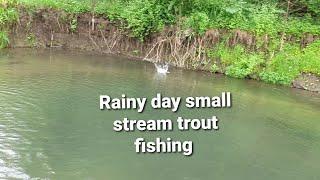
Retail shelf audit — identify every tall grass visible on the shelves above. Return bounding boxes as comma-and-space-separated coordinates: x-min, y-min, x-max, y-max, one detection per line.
0, 4, 18, 48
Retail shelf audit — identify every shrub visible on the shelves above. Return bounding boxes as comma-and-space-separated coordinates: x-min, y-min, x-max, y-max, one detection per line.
260, 45, 301, 84
247, 4, 282, 36
0, 7, 18, 25
259, 71, 293, 85
119, 0, 175, 40
215, 44, 264, 78
184, 12, 210, 35
217, 44, 245, 66
300, 40, 320, 75
225, 53, 264, 78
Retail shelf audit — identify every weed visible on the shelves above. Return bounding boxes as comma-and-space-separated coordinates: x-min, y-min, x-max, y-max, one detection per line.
26, 33, 36, 46
0, 31, 9, 48
70, 18, 77, 33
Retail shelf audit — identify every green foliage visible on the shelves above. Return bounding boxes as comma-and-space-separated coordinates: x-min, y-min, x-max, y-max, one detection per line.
213, 44, 264, 78
0, 31, 9, 48
120, 0, 162, 39
118, 0, 175, 40
70, 18, 78, 32
95, 0, 123, 20
225, 53, 263, 78
246, 4, 282, 35
259, 45, 301, 85
17, 0, 320, 39
210, 40, 320, 84
278, 0, 320, 18
0, 7, 18, 26
26, 33, 36, 46
1, 0, 18, 7
285, 17, 320, 36
259, 71, 293, 85
184, 12, 209, 35
18, 0, 91, 13
216, 44, 245, 65
4, 0, 320, 87
259, 41, 320, 85
0, 5, 18, 49
210, 64, 219, 73
300, 40, 320, 75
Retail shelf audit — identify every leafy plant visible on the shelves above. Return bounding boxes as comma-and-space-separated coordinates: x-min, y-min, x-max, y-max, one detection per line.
70, 18, 77, 33
259, 71, 292, 85
184, 12, 210, 35
210, 64, 219, 73
119, 0, 175, 40
259, 41, 320, 85
0, 7, 18, 25
0, 31, 9, 48
26, 33, 36, 46
225, 53, 264, 78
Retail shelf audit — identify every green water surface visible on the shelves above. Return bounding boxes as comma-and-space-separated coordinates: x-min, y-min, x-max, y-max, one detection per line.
0, 49, 319, 179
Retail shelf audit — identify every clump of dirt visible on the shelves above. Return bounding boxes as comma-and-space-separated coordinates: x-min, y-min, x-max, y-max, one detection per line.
293, 73, 320, 92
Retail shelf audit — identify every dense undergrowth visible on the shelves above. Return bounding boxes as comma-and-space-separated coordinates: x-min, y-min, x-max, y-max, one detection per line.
209, 41, 320, 85
0, 0, 18, 48
1, 0, 320, 85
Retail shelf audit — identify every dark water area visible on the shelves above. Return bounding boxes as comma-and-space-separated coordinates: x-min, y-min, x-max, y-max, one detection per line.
0, 49, 319, 179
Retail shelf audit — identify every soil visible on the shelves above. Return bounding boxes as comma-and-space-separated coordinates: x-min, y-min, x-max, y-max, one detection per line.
292, 73, 320, 92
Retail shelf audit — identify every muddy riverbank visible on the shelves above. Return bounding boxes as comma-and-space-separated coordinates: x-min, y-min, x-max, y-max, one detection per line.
7, 8, 320, 92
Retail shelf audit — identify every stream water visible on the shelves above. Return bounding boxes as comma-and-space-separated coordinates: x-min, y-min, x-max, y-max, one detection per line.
0, 49, 319, 179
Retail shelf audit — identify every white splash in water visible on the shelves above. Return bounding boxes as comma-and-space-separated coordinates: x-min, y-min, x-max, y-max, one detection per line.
154, 63, 170, 74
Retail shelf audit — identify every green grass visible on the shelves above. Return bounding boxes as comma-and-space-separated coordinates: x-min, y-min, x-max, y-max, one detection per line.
0, 5, 18, 48
207, 40, 320, 85
17, 0, 92, 13
260, 41, 320, 85
0, 31, 9, 48
15, 0, 320, 39
0, 6, 18, 25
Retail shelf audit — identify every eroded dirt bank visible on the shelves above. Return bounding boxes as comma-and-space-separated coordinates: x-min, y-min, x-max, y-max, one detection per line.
9, 9, 320, 92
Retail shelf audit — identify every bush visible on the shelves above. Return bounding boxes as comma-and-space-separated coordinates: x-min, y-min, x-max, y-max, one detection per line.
300, 40, 320, 75
247, 4, 282, 35
286, 17, 320, 36
17, 0, 320, 40
0, 6, 18, 49
18, 0, 91, 13
226, 53, 263, 78
215, 44, 264, 78
0, 7, 18, 25
259, 71, 293, 85
259, 45, 301, 84
118, 0, 175, 40
259, 41, 320, 85
217, 44, 245, 66
184, 12, 210, 35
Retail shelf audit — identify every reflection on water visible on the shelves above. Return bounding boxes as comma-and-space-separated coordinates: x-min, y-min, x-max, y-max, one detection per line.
0, 49, 319, 179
